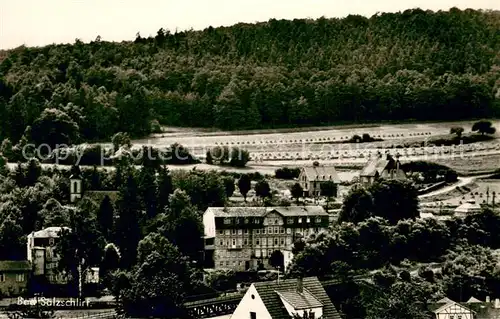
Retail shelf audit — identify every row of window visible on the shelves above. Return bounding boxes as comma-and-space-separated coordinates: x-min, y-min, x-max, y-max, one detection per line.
0, 273, 25, 282
219, 237, 293, 248
222, 216, 323, 225
218, 227, 324, 238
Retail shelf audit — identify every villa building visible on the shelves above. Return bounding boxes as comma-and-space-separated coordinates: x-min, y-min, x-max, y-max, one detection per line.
203, 206, 329, 272
298, 162, 340, 197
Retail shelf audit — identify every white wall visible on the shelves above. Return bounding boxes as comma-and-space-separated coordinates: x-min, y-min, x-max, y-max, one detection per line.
203, 209, 216, 238
231, 284, 272, 319
436, 303, 474, 319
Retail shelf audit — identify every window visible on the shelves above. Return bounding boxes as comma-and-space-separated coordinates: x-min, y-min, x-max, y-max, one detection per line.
274, 238, 278, 246
287, 237, 292, 245
245, 218, 249, 224
219, 240, 223, 245
256, 239, 260, 245
298, 218, 302, 223
254, 219, 260, 224
287, 228, 291, 234
274, 219, 278, 224
224, 218, 231, 224
244, 229, 248, 234
225, 230, 230, 235
232, 229, 236, 235
220, 261, 224, 266
262, 228, 266, 234
250, 312, 257, 319
256, 250, 261, 257
306, 217, 310, 223
287, 218, 294, 224
280, 239, 285, 246
72, 181, 78, 193
219, 230, 223, 235
16, 274, 25, 282
49, 238, 55, 246
274, 227, 278, 234
256, 229, 260, 234
244, 239, 248, 245
281, 228, 285, 234
238, 229, 242, 235
316, 217, 321, 223
232, 239, 236, 246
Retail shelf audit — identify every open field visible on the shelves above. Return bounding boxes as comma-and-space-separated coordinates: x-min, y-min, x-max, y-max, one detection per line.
136, 120, 500, 147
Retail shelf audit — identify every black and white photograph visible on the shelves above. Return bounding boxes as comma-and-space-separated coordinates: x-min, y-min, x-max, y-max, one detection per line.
0, 0, 499, 318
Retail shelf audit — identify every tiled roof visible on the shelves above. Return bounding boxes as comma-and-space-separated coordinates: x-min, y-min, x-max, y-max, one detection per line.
253, 277, 342, 319
207, 206, 328, 218
271, 206, 328, 217
302, 166, 340, 183
360, 158, 390, 177
276, 288, 323, 310
0, 260, 31, 272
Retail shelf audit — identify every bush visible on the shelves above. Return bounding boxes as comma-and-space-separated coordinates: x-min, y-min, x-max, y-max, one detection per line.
275, 167, 300, 179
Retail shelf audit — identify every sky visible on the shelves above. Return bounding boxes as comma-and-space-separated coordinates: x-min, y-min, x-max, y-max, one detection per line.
1, 0, 499, 50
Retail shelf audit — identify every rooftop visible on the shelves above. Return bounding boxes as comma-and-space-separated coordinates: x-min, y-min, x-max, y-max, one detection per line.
29, 226, 70, 238
253, 277, 341, 319
301, 165, 340, 183
0, 260, 31, 272
276, 288, 323, 310
206, 206, 328, 218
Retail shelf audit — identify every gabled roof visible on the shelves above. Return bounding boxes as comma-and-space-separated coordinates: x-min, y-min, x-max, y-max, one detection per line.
206, 206, 328, 218
276, 288, 323, 310
0, 260, 31, 272
467, 296, 483, 303
433, 301, 475, 314
29, 227, 70, 238
455, 202, 482, 213
437, 297, 454, 304
360, 158, 391, 177
301, 166, 340, 183
253, 277, 341, 319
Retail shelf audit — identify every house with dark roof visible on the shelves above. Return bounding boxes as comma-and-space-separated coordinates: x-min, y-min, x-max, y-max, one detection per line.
230, 276, 341, 319
359, 153, 406, 186
69, 165, 118, 204
203, 206, 330, 271
298, 162, 340, 197
0, 260, 31, 296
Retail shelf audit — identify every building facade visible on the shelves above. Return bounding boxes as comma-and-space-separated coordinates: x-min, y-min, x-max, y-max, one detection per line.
0, 261, 31, 296
27, 227, 70, 284
298, 163, 340, 197
203, 206, 330, 271
231, 276, 342, 319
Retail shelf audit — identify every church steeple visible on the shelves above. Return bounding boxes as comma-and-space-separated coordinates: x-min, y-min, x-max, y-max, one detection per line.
69, 165, 83, 203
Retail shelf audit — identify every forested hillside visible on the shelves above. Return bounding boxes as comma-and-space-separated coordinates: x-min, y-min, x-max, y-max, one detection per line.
0, 8, 499, 144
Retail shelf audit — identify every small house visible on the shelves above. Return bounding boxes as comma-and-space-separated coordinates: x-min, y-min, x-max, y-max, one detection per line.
298, 162, 340, 198
0, 260, 31, 296
359, 153, 406, 185
231, 276, 341, 319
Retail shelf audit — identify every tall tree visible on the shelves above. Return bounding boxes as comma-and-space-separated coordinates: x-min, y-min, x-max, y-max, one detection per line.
157, 165, 173, 213
98, 195, 114, 240
115, 171, 142, 269
238, 174, 251, 202
255, 180, 272, 200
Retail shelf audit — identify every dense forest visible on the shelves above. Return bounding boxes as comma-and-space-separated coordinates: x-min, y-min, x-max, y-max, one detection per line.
0, 8, 499, 145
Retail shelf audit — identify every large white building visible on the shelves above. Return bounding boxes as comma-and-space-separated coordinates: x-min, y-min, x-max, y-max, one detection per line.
203, 206, 329, 272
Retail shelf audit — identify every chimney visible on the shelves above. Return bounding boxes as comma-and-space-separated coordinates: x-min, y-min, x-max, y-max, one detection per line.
297, 277, 303, 293
486, 296, 491, 303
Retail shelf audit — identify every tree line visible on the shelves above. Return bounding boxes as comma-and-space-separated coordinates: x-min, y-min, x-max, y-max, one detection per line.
0, 8, 499, 147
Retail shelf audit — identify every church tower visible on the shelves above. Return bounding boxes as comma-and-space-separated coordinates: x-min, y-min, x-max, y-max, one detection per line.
69, 165, 83, 203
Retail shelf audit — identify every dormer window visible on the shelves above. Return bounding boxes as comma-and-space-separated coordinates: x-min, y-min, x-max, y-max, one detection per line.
307, 217, 310, 223
298, 218, 302, 223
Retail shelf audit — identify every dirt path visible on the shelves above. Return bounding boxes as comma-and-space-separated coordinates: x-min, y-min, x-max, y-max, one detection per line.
418, 173, 494, 199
